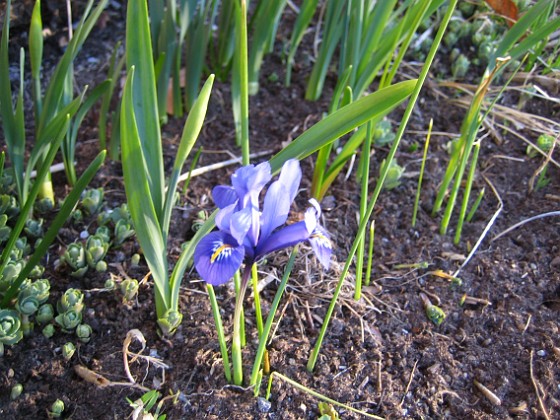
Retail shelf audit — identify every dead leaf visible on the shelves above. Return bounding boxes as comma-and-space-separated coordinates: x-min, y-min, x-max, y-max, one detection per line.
74, 365, 111, 388
485, 0, 518, 26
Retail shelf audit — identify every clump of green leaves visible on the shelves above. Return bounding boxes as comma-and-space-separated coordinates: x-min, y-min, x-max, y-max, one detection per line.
127, 389, 168, 420
526, 134, 555, 158
379, 159, 405, 190
0, 309, 22, 356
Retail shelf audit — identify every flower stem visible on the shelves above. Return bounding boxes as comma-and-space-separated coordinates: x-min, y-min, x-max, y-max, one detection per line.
251, 263, 263, 337
206, 284, 232, 382
233, 271, 245, 346
232, 265, 252, 385
250, 247, 298, 387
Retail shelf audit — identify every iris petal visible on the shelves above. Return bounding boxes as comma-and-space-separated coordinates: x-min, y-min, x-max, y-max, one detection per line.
260, 181, 290, 242
212, 186, 238, 209
230, 207, 252, 245
194, 231, 245, 285
255, 220, 313, 259
308, 225, 332, 269
278, 159, 302, 204
215, 202, 237, 233
231, 162, 272, 207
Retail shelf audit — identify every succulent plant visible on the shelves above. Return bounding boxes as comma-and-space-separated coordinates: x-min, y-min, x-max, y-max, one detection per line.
0, 309, 23, 356
0, 194, 19, 219
62, 243, 88, 278
29, 279, 51, 304
114, 219, 135, 245
158, 309, 183, 337
10, 383, 23, 400
373, 119, 396, 146
80, 188, 104, 216
49, 399, 65, 418
62, 342, 76, 361
16, 291, 41, 317
34, 197, 54, 214
130, 253, 141, 267
527, 134, 555, 158
0, 260, 23, 292
57, 288, 85, 314
28, 263, 45, 279
120, 278, 139, 302
0, 214, 11, 243
42, 324, 55, 338
55, 308, 83, 332
85, 234, 110, 269
24, 218, 44, 239
452, 53, 470, 79
104, 278, 116, 290
71, 208, 83, 223
76, 323, 93, 343
37, 304, 55, 324
420, 293, 446, 326
95, 225, 111, 243
380, 159, 405, 190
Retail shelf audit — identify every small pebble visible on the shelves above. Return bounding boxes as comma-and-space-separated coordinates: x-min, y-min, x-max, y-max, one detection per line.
257, 397, 271, 413
537, 350, 546, 357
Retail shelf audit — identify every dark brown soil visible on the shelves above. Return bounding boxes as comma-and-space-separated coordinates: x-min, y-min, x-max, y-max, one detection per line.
1, 2, 559, 419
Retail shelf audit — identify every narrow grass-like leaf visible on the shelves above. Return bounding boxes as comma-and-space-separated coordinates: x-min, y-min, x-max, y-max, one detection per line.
207, 284, 232, 382
269, 80, 416, 173
29, 0, 43, 121
37, 0, 108, 136
285, 0, 318, 86
168, 211, 216, 310
0, 151, 106, 307
184, 0, 218, 110
63, 81, 110, 185
307, 0, 458, 372
126, 0, 164, 219
466, 188, 485, 223
454, 142, 480, 244
265, 372, 383, 419
99, 41, 125, 151
354, 121, 373, 301
412, 119, 432, 227
0, 115, 70, 283
305, 0, 346, 101
232, 0, 250, 163
120, 67, 169, 317
0, 0, 25, 202
247, 0, 288, 94
250, 246, 298, 386
162, 75, 214, 241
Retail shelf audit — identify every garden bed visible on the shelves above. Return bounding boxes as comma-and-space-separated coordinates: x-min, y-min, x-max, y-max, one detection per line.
1, 1, 559, 419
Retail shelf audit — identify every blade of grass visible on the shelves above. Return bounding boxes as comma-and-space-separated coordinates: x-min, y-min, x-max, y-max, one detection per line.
412, 118, 432, 227
285, 0, 318, 86
0, 115, 70, 288
162, 75, 214, 242
250, 246, 298, 386
232, 0, 250, 164
120, 66, 169, 318
307, 0, 458, 372
126, 0, 164, 220
269, 80, 416, 173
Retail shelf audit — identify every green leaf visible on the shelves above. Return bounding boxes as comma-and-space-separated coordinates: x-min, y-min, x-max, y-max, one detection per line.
1, 142, 106, 308
126, 0, 164, 220
269, 79, 416, 173
162, 75, 214, 239
120, 67, 170, 317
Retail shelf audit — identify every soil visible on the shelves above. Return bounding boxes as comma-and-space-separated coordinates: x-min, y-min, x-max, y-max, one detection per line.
1, 1, 559, 419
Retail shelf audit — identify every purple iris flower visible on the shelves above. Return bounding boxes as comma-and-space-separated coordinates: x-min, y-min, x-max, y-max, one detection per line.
194, 159, 332, 286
